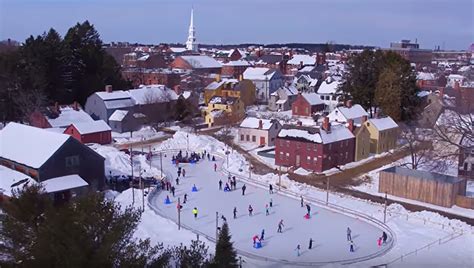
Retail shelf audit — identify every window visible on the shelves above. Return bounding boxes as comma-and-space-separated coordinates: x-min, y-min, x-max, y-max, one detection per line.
296, 143, 301, 149
280, 140, 284, 146
313, 157, 318, 161
307, 144, 311, 151
345, 152, 348, 159
328, 144, 332, 150
271, 138, 275, 142
252, 135, 256, 142
295, 106, 298, 113
240, 135, 244, 141
307, 156, 311, 160
246, 135, 250, 141
305, 107, 309, 114
287, 141, 290, 147
320, 96, 324, 100
328, 156, 331, 161
65, 155, 80, 168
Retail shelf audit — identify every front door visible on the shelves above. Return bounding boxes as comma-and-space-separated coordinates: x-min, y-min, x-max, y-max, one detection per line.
296, 154, 301, 167
260, 136, 265, 146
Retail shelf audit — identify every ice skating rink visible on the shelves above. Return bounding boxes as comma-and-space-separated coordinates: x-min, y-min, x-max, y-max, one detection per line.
149, 157, 392, 264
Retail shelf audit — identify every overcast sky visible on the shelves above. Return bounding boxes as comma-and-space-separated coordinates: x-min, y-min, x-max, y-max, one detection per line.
1, 0, 472, 50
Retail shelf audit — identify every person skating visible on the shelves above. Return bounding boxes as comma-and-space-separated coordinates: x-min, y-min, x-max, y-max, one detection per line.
221, 215, 227, 222
212, 156, 216, 161
232, 176, 237, 190
269, 198, 273, 208
233, 207, 237, 219
382, 231, 388, 244
176, 177, 179, 185
300, 196, 304, 207
306, 203, 311, 216
377, 236, 382, 247
171, 186, 175, 197
192, 207, 198, 219
295, 244, 301, 256
182, 168, 186, 177
265, 204, 270, 216
214, 163, 217, 172
207, 153, 210, 161
269, 184, 273, 194
349, 240, 355, 252
347, 227, 352, 241
183, 193, 188, 204
219, 179, 223, 190
242, 184, 247, 195
248, 205, 253, 216
260, 229, 265, 241
277, 220, 284, 233
224, 183, 231, 192
309, 238, 313, 249
177, 169, 181, 177
252, 235, 259, 246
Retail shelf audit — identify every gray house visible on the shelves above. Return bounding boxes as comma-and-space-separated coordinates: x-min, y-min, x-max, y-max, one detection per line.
243, 67, 283, 103
0, 123, 105, 193
108, 110, 146, 133
85, 85, 134, 123
268, 85, 299, 111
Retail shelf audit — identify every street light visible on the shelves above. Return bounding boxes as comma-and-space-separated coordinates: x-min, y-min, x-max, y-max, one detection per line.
248, 166, 253, 180
225, 150, 230, 168
383, 192, 388, 223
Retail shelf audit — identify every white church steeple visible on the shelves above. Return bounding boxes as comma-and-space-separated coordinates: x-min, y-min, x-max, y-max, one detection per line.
186, 8, 198, 52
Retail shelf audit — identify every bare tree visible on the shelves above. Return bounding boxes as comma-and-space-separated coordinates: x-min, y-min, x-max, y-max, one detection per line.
433, 109, 473, 151
13, 89, 48, 122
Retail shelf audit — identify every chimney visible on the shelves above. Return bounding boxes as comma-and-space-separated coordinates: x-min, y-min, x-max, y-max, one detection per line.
239, 74, 243, 81
346, 100, 353, 108
258, 119, 263, 129
347, 119, 354, 132
362, 115, 368, 123
300, 61, 304, 68
322, 117, 330, 132
73, 101, 79, 111
105, 85, 113, 93
297, 121, 302, 126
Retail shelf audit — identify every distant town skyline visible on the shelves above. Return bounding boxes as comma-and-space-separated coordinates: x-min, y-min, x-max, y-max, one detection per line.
1, 0, 472, 50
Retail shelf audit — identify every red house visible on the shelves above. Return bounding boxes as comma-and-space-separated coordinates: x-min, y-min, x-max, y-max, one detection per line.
64, 120, 112, 145
275, 118, 355, 173
291, 93, 325, 117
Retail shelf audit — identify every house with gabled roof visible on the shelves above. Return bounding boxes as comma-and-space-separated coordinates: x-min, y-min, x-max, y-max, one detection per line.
364, 116, 399, 154
291, 92, 326, 117
268, 85, 299, 111
243, 67, 283, 103
171, 55, 222, 74
238, 117, 282, 146
64, 120, 112, 145
328, 101, 369, 124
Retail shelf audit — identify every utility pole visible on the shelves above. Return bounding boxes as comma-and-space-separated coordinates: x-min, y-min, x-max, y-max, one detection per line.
130, 144, 135, 205
383, 192, 388, 223
326, 176, 329, 205
249, 166, 252, 180
187, 134, 189, 151
215, 212, 219, 240
139, 163, 144, 212
178, 197, 181, 230
149, 145, 152, 170
278, 165, 282, 191
160, 151, 163, 177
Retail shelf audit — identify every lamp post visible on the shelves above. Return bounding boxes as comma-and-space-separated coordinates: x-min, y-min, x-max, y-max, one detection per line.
187, 134, 189, 151
326, 176, 329, 205
178, 197, 181, 230
383, 192, 388, 223
160, 151, 163, 177
249, 166, 253, 180
215, 211, 219, 240
225, 150, 230, 169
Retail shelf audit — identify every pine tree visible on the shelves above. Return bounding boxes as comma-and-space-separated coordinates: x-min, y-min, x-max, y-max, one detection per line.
173, 239, 210, 268
212, 222, 238, 268
375, 67, 402, 121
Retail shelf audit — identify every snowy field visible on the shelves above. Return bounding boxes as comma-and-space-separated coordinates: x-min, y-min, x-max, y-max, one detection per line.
149, 158, 389, 265
112, 126, 166, 144
108, 132, 473, 267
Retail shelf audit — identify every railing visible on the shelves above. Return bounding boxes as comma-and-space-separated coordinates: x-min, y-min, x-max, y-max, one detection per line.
144, 148, 397, 266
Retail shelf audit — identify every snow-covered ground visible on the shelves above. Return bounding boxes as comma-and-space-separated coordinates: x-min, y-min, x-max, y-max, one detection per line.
112, 126, 166, 144
110, 132, 473, 267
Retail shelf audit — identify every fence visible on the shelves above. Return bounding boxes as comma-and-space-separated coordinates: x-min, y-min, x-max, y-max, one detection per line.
145, 148, 396, 266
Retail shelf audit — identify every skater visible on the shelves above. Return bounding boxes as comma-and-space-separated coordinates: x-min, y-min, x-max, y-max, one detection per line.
265, 204, 270, 216
295, 244, 301, 256
176, 177, 179, 185
260, 229, 265, 241
232, 176, 237, 190
306, 204, 311, 215
277, 220, 284, 233
212, 156, 216, 161
233, 207, 237, 219
309, 238, 313, 250
382, 231, 388, 244
214, 163, 217, 172
269, 184, 273, 194
219, 180, 223, 190
221, 215, 227, 222
269, 198, 273, 208
183, 193, 188, 204
349, 240, 355, 252
347, 227, 352, 241
242, 184, 247, 195
224, 183, 231, 192
252, 235, 259, 246
300, 196, 304, 207
171, 186, 175, 197
182, 168, 186, 177
207, 153, 210, 161
248, 205, 253, 216
377, 236, 382, 247
192, 207, 198, 219
177, 169, 181, 177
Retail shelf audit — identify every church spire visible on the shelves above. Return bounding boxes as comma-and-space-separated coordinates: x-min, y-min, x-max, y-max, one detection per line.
186, 8, 198, 52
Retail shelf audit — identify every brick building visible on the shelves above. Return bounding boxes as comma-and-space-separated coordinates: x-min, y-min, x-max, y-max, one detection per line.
122, 68, 183, 88
171, 55, 222, 74
221, 60, 251, 79
63, 120, 112, 145
291, 93, 325, 117
275, 118, 355, 172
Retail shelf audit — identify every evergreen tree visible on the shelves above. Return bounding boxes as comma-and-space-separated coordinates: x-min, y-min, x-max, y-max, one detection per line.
375, 67, 402, 121
212, 222, 238, 268
175, 97, 191, 121
172, 239, 210, 268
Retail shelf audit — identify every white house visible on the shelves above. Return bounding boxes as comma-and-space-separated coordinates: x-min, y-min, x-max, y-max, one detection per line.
317, 77, 342, 112
327, 102, 369, 124
243, 67, 283, 103
238, 117, 282, 146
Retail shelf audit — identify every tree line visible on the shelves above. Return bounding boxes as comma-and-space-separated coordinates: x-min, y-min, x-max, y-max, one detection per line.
0, 21, 130, 122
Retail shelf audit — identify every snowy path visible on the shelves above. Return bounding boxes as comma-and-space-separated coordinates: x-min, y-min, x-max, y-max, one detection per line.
148, 156, 391, 265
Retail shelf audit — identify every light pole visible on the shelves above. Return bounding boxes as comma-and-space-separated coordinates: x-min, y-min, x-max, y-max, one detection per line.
178, 197, 181, 230
326, 176, 330, 205
148, 145, 152, 170
383, 192, 388, 223
249, 166, 253, 180
225, 150, 230, 169
215, 211, 219, 240
187, 134, 189, 151
160, 151, 163, 178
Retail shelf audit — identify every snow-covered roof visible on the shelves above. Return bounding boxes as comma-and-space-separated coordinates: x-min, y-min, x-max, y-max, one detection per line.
276, 99, 287, 104
223, 60, 251, 67
209, 109, 224, 118
287, 54, 316, 66
95, 91, 131, 101
180, 55, 222, 69
328, 104, 368, 123
104, 99, 134, 110
416, 72, 436, 80
317, 79, 341, 95
302, 93, 324, 105
0, 123, 70, 169
277, 125, 354, 144
299, 66, 316, 73
71, 120, 111, 134
368, 117, 398, 131
243, 67, 277, 81
169, 47, 186, 53
0, 165, 35, 197
319, 125, 355, 143
41, 174, 88, 193
278, 128, 322, 143
137, 54, 150, 61
208, 96, 238, 105
47, 106, 94, 128
239, 117, 275, 130
109, 110, 129, 122
130, 85, 178, 104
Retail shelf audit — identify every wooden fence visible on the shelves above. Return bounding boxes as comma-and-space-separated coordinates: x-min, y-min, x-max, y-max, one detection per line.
455, 195, 474, 209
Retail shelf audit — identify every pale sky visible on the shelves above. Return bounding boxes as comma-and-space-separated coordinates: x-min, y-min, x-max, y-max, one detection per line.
0, 0, 472, 50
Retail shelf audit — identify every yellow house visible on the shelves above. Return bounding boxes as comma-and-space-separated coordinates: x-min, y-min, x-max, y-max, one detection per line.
204, 77, 256, 107
204, 96, 245, 127
354, 123, 371, 161
364, 117, 399, 154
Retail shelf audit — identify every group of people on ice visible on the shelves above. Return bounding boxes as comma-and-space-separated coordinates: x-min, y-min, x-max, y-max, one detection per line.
171, 150, 216, 165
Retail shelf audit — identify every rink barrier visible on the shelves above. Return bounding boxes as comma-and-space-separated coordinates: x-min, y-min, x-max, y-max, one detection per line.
146, 148, 397, 266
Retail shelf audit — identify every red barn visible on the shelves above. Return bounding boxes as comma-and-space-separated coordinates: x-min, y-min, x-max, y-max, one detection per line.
291, 93, 325, 117
64, 120, 112, 145
275, 118, 355, 172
